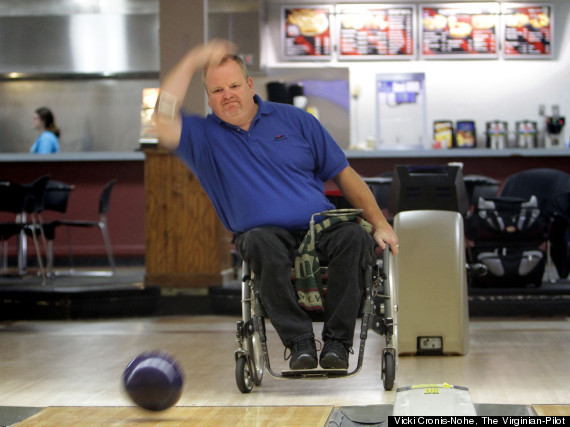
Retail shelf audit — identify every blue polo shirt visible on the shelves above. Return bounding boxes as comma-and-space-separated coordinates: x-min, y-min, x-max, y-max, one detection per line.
176, 95, 348, 233
30, 131, 59, 154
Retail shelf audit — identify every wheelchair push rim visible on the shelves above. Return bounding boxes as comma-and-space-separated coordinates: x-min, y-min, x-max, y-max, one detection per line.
382, 243, 398, 389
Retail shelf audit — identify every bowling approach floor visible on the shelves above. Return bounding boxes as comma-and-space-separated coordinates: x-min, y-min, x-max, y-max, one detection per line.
0, 315, 569, 425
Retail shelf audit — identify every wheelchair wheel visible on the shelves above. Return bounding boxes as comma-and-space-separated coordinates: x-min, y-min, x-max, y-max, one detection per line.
382, 350, 395, 391
235, 356, 254, 393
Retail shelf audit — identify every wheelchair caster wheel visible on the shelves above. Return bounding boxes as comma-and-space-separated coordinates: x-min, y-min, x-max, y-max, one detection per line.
235, 356, 254, 393
382, 351, 395, 391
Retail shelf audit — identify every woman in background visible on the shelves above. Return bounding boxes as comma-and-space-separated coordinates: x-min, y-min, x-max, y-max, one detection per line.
30, 107, 60, 153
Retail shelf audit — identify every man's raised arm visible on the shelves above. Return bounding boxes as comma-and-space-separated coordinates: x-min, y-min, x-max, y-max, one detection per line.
155, 40, 235, 149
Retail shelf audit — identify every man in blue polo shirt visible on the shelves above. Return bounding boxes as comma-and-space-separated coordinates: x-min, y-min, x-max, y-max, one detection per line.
156, 40, 399, 371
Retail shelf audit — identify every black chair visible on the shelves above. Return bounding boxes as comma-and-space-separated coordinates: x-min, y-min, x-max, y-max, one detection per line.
465, 168, 570, 287
38, 180, 75, 277
42, 179, 117, 277
465, 193, 550, 288
0, 182, 27, 274
463, 175, 500, 211
0, 176, 49, 282
500, 168, 570, 280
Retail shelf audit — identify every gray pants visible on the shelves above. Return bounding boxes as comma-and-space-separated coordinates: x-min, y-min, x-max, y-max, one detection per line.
235, 222, 375, 348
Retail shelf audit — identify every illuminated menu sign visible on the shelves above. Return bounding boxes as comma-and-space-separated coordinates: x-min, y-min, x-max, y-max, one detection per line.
502, 3, 552, 58
282, 6, 333, 59
420, 3, 499, 58
337, 4, 415, 59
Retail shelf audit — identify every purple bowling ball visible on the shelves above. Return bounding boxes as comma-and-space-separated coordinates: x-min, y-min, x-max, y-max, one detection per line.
123, 351, 184, 411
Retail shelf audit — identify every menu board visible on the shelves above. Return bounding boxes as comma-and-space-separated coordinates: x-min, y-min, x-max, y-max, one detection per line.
420, 3, 499, 58
337, 4, 415, 59
502, 3, 552, 58
282, 6, 333, 59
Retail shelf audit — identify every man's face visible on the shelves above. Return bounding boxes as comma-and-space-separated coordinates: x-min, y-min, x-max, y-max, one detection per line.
205, 60, 256, 128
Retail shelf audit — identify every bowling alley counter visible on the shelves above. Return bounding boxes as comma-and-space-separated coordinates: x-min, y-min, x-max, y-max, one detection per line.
2, 148, 569, 287
343, 147, 570, 182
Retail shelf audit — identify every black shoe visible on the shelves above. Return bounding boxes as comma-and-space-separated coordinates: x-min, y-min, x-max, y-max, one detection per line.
320, 340, 350, 370
286, 339, 318, 370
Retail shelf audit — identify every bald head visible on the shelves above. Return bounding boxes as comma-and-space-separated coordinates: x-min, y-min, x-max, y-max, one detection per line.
202, 54, 249, 91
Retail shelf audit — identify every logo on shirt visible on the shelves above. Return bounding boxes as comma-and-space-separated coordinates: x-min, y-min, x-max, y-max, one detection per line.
273, 134, 288, 141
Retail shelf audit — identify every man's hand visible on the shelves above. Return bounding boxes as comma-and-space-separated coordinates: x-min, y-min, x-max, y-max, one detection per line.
373, 225, 399, 255
333, 166, 399, 255
193, 39, 237, 72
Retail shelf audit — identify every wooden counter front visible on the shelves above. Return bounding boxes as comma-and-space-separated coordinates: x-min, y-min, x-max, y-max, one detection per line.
143, 148, 232, 287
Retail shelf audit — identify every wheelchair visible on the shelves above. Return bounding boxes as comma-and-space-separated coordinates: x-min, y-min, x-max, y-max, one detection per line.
234, 209, 398, 393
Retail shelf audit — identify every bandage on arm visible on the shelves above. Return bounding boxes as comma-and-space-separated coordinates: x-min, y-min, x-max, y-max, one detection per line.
156, 91, 179, 122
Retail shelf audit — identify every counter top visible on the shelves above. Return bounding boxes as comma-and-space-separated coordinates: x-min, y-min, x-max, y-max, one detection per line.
345, 148, 570, 159
0, 151, 145, 162
1, 148, 568, 163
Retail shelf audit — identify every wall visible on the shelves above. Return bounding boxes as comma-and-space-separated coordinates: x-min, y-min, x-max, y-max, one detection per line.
0, 79, 158, 153
2, 0, 568, 153
0, 0, 159, 153
263, 0, 570, 149
252, 67, 351, 148
159, 0, 206, 114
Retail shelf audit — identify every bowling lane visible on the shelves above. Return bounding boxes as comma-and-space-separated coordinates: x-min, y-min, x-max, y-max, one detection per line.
0, 316, 569, 408
10, 404, 570, 425
0, 316, 394, 408
15, 406, 334, 426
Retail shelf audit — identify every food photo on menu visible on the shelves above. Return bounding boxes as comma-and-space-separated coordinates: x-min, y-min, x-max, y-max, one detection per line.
421, 5, 498, 57
283, 7, 332, 58
503, 5, 552, 56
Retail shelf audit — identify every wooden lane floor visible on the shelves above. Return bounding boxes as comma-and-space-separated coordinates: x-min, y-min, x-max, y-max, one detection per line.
533, 405, 570, 416
0, 316, 569, 410
10, 404, 570, 425
15, 406, 334, 426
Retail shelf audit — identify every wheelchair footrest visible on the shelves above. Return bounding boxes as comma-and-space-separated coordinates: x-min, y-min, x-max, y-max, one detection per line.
281, 368, 348, 379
